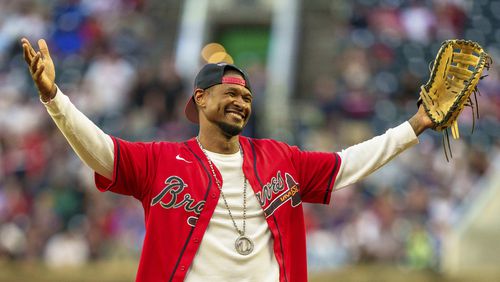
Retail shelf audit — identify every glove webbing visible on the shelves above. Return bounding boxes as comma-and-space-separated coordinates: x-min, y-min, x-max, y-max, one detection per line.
431, 52, 492, 162
440, 57, 492, 162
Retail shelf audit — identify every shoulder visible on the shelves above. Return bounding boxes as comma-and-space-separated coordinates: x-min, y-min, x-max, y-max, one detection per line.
113, 137, 189, 154
241, 136, 285, 146
240, 136, 296, 154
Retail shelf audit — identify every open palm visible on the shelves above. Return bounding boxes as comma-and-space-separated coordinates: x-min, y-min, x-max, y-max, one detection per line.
21, 38, 56, 102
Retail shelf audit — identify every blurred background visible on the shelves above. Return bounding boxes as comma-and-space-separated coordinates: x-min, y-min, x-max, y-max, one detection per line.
0, 0, 499, 281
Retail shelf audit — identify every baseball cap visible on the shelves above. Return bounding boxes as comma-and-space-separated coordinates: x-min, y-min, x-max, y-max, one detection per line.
185, 63, 252, 123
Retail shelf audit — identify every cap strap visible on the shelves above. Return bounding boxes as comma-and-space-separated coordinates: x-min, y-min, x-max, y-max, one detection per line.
222, 76, 246, 87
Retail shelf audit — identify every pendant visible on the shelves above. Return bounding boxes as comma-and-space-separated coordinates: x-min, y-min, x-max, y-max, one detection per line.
235, 235, 254, 255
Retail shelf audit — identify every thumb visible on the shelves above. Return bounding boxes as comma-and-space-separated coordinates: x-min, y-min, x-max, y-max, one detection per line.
38, 39, 51, 59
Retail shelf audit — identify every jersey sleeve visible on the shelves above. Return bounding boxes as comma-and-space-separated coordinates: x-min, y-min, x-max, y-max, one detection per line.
290, 147, 341, 204
94, 137, 156, 200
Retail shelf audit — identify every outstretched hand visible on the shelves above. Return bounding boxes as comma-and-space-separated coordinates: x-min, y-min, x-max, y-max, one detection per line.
21, 38, 56, 102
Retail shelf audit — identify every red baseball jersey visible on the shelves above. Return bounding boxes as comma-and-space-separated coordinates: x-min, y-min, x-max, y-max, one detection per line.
95, 136, 341, 282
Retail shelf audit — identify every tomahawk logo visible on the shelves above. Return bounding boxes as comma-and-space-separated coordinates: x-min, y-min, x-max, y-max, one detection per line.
262, 173, 301, 218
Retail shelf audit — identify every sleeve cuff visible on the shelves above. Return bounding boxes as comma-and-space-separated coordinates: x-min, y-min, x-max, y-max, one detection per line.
41, 86, 68, 116
399, 121, 420, 147
95, 136, 119, 192
40, 85, 59, 104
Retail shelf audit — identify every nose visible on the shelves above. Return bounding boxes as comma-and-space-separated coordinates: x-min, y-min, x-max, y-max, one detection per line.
231, 95, 245, 108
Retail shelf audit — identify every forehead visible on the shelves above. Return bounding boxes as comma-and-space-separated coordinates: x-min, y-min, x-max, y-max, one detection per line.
218, 83, 252, 95
212, 81, 252, 96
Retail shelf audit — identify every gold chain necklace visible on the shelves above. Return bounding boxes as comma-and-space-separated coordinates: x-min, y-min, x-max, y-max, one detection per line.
196, 137, 254, 255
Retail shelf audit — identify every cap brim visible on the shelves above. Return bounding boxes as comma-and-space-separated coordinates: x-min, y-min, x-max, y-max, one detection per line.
184, 96, 199, 123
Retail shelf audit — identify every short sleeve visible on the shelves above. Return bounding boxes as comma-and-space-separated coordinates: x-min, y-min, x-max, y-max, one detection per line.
95, 137, 156, 200
291, 147, 341, 204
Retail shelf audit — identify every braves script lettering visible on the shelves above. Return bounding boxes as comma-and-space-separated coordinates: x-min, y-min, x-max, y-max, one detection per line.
262, 173, 302, 218
151, 176, 205, 226
255, 171, 285, 206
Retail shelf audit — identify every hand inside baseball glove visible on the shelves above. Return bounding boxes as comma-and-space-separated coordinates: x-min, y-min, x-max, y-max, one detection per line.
418, 40, 492, 161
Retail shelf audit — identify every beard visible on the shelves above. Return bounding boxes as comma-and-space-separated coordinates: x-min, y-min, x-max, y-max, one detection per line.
216, 120, 244, 137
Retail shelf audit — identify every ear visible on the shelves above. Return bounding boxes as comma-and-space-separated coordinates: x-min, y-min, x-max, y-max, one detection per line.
194, 88, 207, 109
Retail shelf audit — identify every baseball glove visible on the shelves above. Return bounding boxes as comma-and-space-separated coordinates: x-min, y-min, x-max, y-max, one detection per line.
419, 39, 491, 160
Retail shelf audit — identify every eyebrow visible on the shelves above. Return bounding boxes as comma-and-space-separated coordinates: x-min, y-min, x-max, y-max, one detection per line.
226, 86, 253, 97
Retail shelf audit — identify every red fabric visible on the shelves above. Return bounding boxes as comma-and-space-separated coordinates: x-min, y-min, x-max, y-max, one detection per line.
222, 76, 246, 87
95, 136, 341, 282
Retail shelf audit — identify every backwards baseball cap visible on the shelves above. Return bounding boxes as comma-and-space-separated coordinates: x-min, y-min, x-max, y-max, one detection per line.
185, 63, 252, 123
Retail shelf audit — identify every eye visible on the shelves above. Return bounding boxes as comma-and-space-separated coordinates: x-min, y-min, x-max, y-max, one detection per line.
243, 96, 252, 103
226, 92, 236, 97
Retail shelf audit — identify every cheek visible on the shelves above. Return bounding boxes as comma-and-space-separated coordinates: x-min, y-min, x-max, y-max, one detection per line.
218, 101, 228, 112
206, 97, 224, 111
218, 98, 232, 111
209, 101, 226, 116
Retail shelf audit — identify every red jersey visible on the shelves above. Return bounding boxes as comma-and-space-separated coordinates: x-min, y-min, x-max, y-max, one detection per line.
95, 136, 341, 282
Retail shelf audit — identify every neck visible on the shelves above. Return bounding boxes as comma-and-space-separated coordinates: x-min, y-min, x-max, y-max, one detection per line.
197, 127, 240, 154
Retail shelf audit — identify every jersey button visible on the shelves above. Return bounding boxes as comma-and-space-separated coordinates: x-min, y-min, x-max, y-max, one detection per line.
193, 238, 199, 243
211, 192, 216, 199
180, 265, 186, 271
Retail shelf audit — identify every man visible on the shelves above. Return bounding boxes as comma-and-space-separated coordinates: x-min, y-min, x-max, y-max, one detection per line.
22, 38, 434, 282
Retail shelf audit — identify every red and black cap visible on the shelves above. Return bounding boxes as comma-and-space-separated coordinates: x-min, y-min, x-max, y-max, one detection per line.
185, 63, 252, 123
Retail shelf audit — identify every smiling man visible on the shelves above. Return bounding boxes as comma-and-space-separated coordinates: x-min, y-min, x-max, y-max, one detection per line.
22, 38, 433, 282
186, 65, 253, 142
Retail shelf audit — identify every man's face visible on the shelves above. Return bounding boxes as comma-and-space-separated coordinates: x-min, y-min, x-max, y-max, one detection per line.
199, 72, 253, 137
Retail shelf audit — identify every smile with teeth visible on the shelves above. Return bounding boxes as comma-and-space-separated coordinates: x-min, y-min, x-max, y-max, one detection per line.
226, 110, 245, 120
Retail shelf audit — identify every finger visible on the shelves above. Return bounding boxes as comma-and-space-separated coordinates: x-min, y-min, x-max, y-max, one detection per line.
34, 64, 44, 80
38, 39, 51, 59
20, 37, 31, 50
20, 37, 30, 45
22, 43, 33, 65
21, 38, 36, 63
22, 38, 37, 58
30, 52, 41, 74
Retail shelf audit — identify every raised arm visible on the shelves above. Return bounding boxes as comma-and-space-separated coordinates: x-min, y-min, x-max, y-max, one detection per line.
22, 38, 114, 179
333, 105, 434, 190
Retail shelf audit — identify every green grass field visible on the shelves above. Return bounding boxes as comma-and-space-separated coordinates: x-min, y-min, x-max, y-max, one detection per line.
1, 260, 498, 282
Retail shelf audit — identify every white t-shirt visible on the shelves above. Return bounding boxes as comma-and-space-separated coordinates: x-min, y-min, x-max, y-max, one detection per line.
185, 150, 279, 281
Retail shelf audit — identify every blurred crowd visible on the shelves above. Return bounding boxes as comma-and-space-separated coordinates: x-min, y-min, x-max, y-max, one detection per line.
300, 0, 500, 271
0, 0, 499, 274
0, 0, 190, 267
